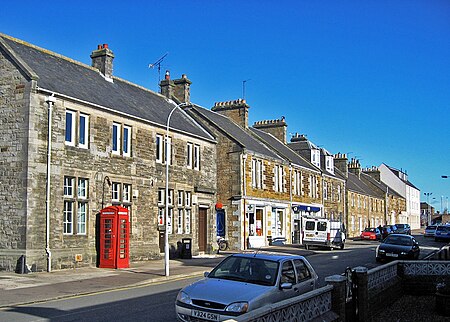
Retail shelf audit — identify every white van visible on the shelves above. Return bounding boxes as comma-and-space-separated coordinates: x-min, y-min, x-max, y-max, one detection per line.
302, 217, 346, 250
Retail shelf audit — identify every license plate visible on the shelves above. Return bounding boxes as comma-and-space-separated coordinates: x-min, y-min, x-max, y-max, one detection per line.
306, 233, 314, 238
192, 310, 220, 321
386, 253, 398, 257
363, 236, 370, 239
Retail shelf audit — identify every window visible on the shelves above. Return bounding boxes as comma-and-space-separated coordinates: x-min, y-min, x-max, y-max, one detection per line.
158, 208, 164, 225
123, 184, 131, 203
311, 149, 320, 167
112, 123, 131, 157
156, 134, 171, 164
294, 259, 311, 281
158, 189, 164, 205
65, 110, 76, 146
167, 208, 173, 234
323, 181, 328, 200
281, 261, 296, 284
79, 113, 89, 149
187, 143, 193, 168
177, 209, 183, 234
77, 202, 86, 234
185, 191, 191, 207
337, 185, 341, 202
193, 144, 200, 170
274, 165, 284, 192
168, 189, 173, 205
64, 176, 89, 235
325, 156, 334, 173
65, 110, 90, 148
252, 159, 263, 189
123, 125, 131, 157
185, 209, 191, 233
63, 201, 73, 234
178, 190, 184, 206
64, 177, 74, 197
156, 134, 164, 163
112, 182, 120, 202
112, 123, 120, 155
78, 178, 88, 199
309, 175, 318, 198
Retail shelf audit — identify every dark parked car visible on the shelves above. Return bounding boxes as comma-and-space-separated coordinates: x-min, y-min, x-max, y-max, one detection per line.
381, 225, 397, 239
376, 234, 420, 262
435, 225, 450, 242
395, 224, 411, 235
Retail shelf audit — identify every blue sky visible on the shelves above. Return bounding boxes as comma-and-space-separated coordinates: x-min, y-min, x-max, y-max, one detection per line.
2, 0, 449, 210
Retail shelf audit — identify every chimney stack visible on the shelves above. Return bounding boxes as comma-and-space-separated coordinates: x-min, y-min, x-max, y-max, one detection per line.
334, 153, 348, 178
91, 44, 114, 80
212, 99, 250, 128
160, 71, 191, 103
253, 117, 287, 143
348, 157, 362, 179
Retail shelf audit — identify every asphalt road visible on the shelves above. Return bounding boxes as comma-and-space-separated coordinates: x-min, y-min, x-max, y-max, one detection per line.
0, 233, 443, 322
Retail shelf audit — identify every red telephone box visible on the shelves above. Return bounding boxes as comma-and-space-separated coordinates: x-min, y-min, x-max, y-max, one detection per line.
99, 206, 130, 269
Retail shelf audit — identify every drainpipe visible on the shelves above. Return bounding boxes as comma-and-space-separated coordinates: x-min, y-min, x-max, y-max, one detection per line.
45, 94, 56, 272
289, 165, 293, 244
242, 153, 247, 250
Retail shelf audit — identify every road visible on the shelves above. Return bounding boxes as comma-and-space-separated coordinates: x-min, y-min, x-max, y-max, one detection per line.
0, 233, 444, 322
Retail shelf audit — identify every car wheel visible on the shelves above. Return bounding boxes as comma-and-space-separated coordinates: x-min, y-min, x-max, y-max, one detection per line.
340, 243, 345, 250
305, 244, 309, 250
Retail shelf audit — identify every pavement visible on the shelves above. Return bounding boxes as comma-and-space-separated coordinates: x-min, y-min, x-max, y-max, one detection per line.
0, 246, 312, 309
0, 254, 229, 309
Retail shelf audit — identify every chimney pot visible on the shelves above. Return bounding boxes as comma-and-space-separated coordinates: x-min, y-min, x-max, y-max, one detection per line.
97, 44, 102, 50
165, 70, 170, 80
103, 44, 108, 49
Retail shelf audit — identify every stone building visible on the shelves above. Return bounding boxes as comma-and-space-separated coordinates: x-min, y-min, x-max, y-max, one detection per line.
288, 134, 346, 222
0, 34, 216, 272
251, 120, 323, 244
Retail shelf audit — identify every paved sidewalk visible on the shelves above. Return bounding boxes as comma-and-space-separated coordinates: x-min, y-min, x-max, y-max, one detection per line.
0, 254, 226, 308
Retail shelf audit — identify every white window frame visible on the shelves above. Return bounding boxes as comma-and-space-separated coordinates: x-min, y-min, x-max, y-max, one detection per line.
158, 208, 164, 225
77, 178, 88, 199
123, 184, 131, 203
178, 190, 184, 206
112, 182, 120, 202
323, 181, 328, 200
63, 201, 74, 234
156, 134, 164, 163
64, 177, 74, 197
177, 209, 183, 234
185, 191, 191, 207
251, 159, 256, 187
187, 143, 193, 168
165, 136, 172, 165
311, 149, 320, 167
112, 122, 121, 155
167, 208, 173, 234
123, 125, 131, 157
79, 113, 89, 149
337, 185, 341, 202
158, 189, 164, 205
65, 110, 76, 146
168, 189, 173, 205
77, 202, 87, 235
193, 144, 200, 170
185, 209, 191, 234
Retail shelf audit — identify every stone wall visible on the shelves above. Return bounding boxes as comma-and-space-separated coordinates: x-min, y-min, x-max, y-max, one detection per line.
0, 46, 31, 271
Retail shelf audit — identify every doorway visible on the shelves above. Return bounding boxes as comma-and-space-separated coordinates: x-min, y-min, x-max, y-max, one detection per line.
198, 208, 207, 252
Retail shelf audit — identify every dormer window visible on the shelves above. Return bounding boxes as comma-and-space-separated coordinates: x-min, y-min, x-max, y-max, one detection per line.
325, 156, 334, 174
311, 149, 320, 167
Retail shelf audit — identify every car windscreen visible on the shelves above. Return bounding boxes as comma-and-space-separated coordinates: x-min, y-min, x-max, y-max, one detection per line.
384, 236, 413, 246
364, 228, 376, 232
208, 256, 279, 286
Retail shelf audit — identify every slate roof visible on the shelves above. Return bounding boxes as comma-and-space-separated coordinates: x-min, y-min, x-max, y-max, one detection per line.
190, 105, 283, 161
384, 164, 419, 190
0, 34, 214, 141
361, 172, 403, 198
347, 172, 383, 198
249, 127, 320, 172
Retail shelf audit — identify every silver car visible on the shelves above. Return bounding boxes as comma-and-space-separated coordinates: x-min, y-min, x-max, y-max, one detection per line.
175, 253, 318, 321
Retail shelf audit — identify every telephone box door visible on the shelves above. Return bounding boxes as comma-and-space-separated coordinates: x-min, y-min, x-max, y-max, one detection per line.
99, 206, 129, 268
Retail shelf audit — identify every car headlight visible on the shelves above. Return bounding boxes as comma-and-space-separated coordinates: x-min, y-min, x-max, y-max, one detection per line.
401, 252, 407, 255
378, 249, 385, 253
225, 302, 249, 313
176, 291, 192, 305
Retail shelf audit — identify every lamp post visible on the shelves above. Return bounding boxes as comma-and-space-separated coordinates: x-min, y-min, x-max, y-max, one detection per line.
424, 192, 432, 225
165, 101, 190, 277
102, 176, 111, 209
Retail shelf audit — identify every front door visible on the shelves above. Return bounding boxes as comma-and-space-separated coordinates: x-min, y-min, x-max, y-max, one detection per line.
198, 208, 207, 252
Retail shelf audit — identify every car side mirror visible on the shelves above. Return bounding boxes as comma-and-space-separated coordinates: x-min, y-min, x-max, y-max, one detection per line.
280, 282, 293, 290
204, 271, 210, 277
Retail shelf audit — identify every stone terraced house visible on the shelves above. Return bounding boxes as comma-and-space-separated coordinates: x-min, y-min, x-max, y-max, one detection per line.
0, 34, 217, 272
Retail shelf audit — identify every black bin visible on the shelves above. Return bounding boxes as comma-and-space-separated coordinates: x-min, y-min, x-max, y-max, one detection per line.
181, 238, 192, 259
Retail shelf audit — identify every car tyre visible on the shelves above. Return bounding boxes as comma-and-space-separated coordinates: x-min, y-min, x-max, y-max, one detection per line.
305, 244, 309, 250
340, 243, 345, 250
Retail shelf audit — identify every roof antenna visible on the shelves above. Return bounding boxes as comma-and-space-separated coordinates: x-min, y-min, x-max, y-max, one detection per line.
149, 53, 168, 84
242, 79, 251, 99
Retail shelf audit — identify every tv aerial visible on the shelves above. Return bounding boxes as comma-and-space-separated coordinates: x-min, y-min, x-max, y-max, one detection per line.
149, 53, 168, 83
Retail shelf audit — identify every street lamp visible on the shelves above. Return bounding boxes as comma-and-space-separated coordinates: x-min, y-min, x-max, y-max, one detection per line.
165, 101, 191, 277
424, 192, 432, 225
102, 176, 111, 209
